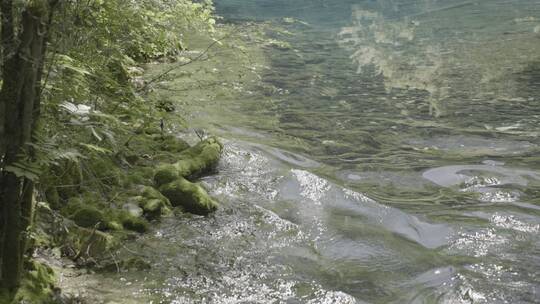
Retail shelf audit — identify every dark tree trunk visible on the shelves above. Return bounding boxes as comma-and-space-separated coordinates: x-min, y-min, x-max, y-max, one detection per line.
0, 0, 58, 293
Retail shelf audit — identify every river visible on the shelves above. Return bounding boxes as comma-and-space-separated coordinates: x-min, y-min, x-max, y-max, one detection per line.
71, 1, 540, 303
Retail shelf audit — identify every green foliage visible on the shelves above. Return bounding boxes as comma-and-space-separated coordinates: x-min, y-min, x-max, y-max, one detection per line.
32, 1, 219, 212
0, 0, 222, 298
60, 0, 215, 61
11, 261, 57, 304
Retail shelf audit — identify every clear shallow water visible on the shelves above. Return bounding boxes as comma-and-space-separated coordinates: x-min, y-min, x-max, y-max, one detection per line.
88, 0, 540, 303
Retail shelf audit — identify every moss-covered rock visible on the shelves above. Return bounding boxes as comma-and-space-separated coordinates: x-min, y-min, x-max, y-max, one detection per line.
140, 186, 170, 204
10, 261, 57, 304
158, 135, 190, 153
128, 186, 172, 219
174, 136, 223, 177
154, 164, 180, 187
154, 137, 223, 187
67, 205, 108, 230
91, 157, 124, 187
141, 199, 171, 219
117, 212, 149, 233
65, 226, 117, 260
158, 177, 218, 215
122, 202, 144, 218
127, 167, 155, 185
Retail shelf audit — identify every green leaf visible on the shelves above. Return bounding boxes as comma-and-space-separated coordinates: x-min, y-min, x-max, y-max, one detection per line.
5, 164, 40, 181
79, 143, 112, 154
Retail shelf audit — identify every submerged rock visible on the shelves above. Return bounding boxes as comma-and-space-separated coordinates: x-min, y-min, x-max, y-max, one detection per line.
159, 177, 218, 215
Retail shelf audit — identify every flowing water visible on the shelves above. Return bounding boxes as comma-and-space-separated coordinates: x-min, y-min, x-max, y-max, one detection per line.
77, 1, 540, 303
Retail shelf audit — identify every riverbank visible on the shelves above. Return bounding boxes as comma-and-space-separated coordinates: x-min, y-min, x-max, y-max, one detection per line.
22, 20, 276, 303
19, 1, 540, 303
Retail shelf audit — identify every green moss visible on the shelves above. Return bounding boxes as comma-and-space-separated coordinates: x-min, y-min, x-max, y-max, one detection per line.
90, 157, 124, 187
158, 135, 190, 152
140, 198, 172, 219
175, 136, 223, 177
68, 205, 108, 230
117, 212, 149, 233
140, 186, 170, 204
143, 126, 161, 135
66, 226, 117, 259
11, 261, 56, 304
153, 137, 223, 187
154, 164, 180, 187
61, 193, 152, 233
63, 196, 120, 231
126, 171, 146, 185
106, 220, 124, 231
158, 177, 218, 215
124, 153, 140, 166
138, 186, 172, 219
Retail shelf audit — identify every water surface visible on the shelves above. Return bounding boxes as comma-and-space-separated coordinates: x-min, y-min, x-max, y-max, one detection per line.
85, 1, 540, 303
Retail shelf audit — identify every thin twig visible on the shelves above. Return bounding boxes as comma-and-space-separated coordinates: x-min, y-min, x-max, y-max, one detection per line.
73, 221, 100, 262
138, 33, 233, 92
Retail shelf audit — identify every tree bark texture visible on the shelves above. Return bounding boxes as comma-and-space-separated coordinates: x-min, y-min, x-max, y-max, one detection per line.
0, 0, 58, 292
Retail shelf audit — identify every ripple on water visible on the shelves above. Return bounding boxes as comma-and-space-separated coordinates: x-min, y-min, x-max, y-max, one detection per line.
407, 135, 536, 156
396, 266, 457, 302
135, 141, 364, 303
422, 163, 540, 188
439, 262, 540, 304
336, 170, 430, 189
281, 169, 453, 249
212, 141, 282, 201
253, 144, 321, 168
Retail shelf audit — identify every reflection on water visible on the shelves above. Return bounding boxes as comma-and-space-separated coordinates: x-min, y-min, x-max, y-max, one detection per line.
339, 1, 540, 118
116, 0, 540, 303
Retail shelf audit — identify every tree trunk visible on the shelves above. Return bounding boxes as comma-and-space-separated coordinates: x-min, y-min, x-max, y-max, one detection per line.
0, 0, 57, 293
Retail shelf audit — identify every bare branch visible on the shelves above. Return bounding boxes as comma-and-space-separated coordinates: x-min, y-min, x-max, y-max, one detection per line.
138, 33, 232, 92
